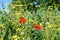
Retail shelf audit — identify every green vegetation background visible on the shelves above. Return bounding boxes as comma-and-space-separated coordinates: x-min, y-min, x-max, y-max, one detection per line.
0, 0, 60, 40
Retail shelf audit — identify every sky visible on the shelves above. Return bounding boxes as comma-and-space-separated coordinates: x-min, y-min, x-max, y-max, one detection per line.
0, 0, 12, 10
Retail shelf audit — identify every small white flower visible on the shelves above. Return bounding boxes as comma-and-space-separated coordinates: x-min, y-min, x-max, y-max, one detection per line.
28, 12, 30, 14
22, 15, 24, 17
27, 37, 30, 40
22, 38, 25, 40
46, 22, 50, 25
20, 32, 24, 35
40, 23, 42, 25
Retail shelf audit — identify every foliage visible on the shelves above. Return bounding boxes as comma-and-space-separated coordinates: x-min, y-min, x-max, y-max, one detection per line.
0, 0, 60, 40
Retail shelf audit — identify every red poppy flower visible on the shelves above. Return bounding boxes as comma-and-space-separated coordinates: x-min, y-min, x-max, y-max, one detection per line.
19, 17, 26, 23
34, 24, 43, 30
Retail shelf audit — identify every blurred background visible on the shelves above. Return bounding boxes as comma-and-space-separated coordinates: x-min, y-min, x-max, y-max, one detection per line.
0, 0, 60, 40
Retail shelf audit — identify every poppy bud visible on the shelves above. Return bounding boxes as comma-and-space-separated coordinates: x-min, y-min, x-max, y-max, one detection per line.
19, 17, 26, 23
34, 24, 43, 30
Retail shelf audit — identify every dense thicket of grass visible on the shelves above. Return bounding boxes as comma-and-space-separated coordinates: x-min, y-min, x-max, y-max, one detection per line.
0, 0, 60, 40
